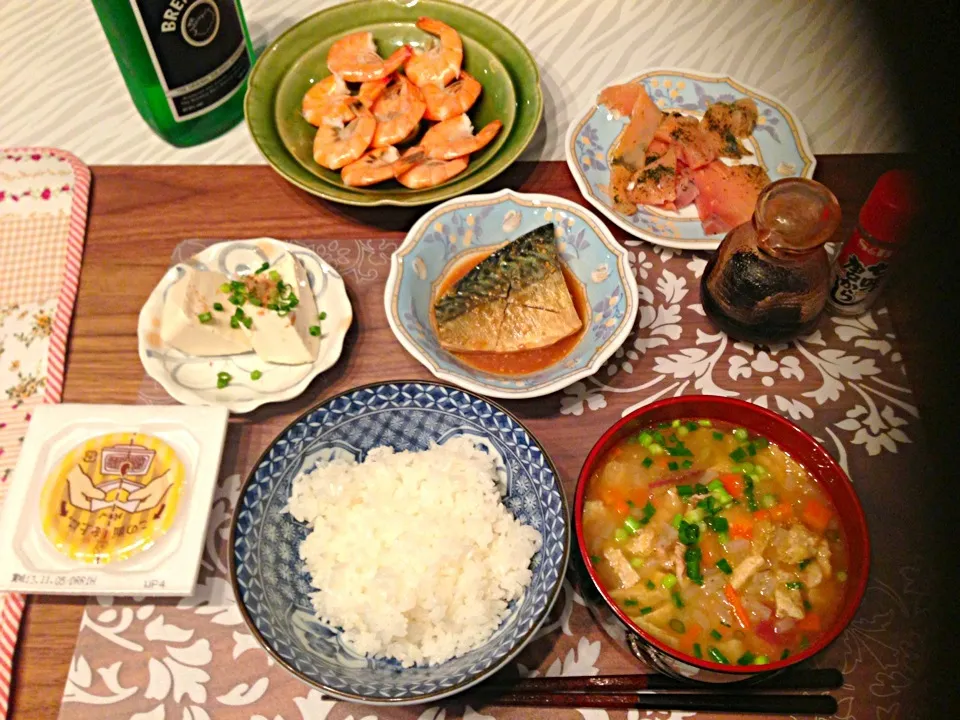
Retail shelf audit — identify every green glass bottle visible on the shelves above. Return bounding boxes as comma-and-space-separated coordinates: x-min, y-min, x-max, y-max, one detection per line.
92, 0, 255, 147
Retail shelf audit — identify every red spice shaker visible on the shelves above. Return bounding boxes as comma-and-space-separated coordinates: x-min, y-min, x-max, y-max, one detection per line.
826, 170, 918, 316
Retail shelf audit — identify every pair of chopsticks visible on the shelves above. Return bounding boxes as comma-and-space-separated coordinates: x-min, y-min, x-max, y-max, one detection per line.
471, 668, 842, 714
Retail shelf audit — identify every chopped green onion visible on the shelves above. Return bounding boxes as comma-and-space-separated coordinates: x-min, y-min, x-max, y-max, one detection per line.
695, 483, 709, 494
638, 432, 653, 446
268, 270, 281, 282
693, 643, 703, 658
678, 520, 700, 545
645, 579, 655, 590
709, 629, 722, 641
614, 528, 628, 542
630, 557, 644, 569
661, 573, 678, 589
761, 493, 777, 509
705, 516, 729, 533
639, 501, 656, 525
752, 655, 769, 665
626, 500, 635, 508
754, 437, 769, 449
641, 457, 653, 468
676, 425, 689, 438
241, 315, 252, 329
212, 302, 224, 312
717, 531, 731, 545
803, 599, 813, 611
707, 479, 725, 492
676, 485, 694, 499
624, 598, 638, 607
219, 282, 230, 293
753, 464, 769, 479
837, 571, 848, 582
737, 651, 756, 665
683, 507, 705, 524
589, 555, 600, 564
318, 311, 327, 320
309, 325, 321, 336
640, 606, 653, 615
624, 516, 642, 533
685, 421, 700, 431
648, 443, 665, 456
667, 461, 679, 471
798, 558, 813, 570
733, 428, 749, 442
250, 370, 262, 381
681, 459, 693, 469
716, 558, 733, 575
229, 316, 240, 329
669, 619, 686, 634
747, 442, 757, 456
708, 647, 730, 664
729, 447, 748, 463
666, 444, 694, 457
653, 431, 666, 445
712, 431, 724, 441
671, 513, 682, 529
781, 648, 791, 660
255, 261, 270, 274
216, 371, 232, 389
672, 419, 681, 428
685, 546, 703, 585
799, 635, 810, 650
197, 312, 212, 324
657, 422, 670, 429
671, 590, 684, 608
698, 419, 712, 427
249, 296, 262, 307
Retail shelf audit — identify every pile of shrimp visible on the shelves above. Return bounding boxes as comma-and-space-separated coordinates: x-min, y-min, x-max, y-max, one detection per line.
302, 18, 503, 189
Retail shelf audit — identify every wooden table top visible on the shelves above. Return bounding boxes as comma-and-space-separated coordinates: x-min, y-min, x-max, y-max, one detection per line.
10, 156, 922, 719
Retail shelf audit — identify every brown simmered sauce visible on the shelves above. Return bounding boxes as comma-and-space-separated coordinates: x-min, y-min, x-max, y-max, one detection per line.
432, 249, 588, 376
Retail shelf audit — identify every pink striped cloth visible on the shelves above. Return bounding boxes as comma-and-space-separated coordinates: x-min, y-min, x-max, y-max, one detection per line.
0, 148, 90, 720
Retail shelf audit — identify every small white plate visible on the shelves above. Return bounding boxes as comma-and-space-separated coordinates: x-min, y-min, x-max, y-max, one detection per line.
138, 238, 352, 414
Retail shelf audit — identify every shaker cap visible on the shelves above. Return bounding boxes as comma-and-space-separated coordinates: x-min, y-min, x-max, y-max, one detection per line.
859, 170, 918, 244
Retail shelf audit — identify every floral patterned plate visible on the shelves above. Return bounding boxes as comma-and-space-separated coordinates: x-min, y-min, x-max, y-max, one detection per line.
385, 189, 639, 399
565, 68, 816, 251
138, 238, 352, 414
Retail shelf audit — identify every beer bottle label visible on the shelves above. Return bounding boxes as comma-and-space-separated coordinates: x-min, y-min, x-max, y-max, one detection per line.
130, 0, 250, 121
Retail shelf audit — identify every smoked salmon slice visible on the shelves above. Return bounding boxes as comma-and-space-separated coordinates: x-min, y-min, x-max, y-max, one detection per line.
692, 161, 770, 235
654, 112, 718, 169
627, 146, 678, 207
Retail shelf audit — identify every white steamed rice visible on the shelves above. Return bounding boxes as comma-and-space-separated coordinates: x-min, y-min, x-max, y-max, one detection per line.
288, 436, 543, 667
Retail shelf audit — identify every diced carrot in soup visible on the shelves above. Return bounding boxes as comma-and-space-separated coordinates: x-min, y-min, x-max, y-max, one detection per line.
582, 419, 849, 665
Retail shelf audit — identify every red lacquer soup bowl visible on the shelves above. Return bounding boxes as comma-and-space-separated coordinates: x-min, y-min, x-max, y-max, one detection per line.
573, 396, 870, 682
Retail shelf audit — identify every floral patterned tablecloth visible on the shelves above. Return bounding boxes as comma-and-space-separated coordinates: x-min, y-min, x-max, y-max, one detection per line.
58, 237, 932, 720
0, 148, 89, 720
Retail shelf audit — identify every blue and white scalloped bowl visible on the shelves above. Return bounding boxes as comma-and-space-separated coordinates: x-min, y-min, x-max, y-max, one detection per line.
565, 68, 816, 251
230, 381, 569, 704
385, 189, 639, 399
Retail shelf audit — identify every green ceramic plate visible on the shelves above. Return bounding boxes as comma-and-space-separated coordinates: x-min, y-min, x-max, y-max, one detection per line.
245, 0, 543, 207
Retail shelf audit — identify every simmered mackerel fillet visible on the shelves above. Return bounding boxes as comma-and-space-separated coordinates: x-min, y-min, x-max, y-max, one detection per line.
434, 223, 582, 353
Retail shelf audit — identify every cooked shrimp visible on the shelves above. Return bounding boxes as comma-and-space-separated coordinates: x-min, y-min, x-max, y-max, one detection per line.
302, 75, 353, 127
421, 71, 482, 121
393, 147, 469, 189
312, 101, 376, 170
327, 32, 412, 82
405, 17, 463, 88
421, 115, 502, 159
371, 75, 427, 148
302, 76, 387, 127
341, 146, 401, 187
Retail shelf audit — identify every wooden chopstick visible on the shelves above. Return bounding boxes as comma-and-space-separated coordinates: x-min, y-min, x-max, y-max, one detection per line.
482, 667, 843, 694
483, 692, 839, 714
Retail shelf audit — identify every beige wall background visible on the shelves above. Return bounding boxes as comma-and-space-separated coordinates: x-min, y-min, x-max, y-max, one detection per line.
0, 0, 905, 163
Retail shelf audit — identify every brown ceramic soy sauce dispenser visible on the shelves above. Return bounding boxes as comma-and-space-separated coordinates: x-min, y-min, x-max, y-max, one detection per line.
701, 178, 842, 344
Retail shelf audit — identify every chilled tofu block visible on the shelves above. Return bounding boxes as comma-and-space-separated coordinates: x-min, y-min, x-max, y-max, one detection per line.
243, 254, 320, 365
160, 268, 253, 356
